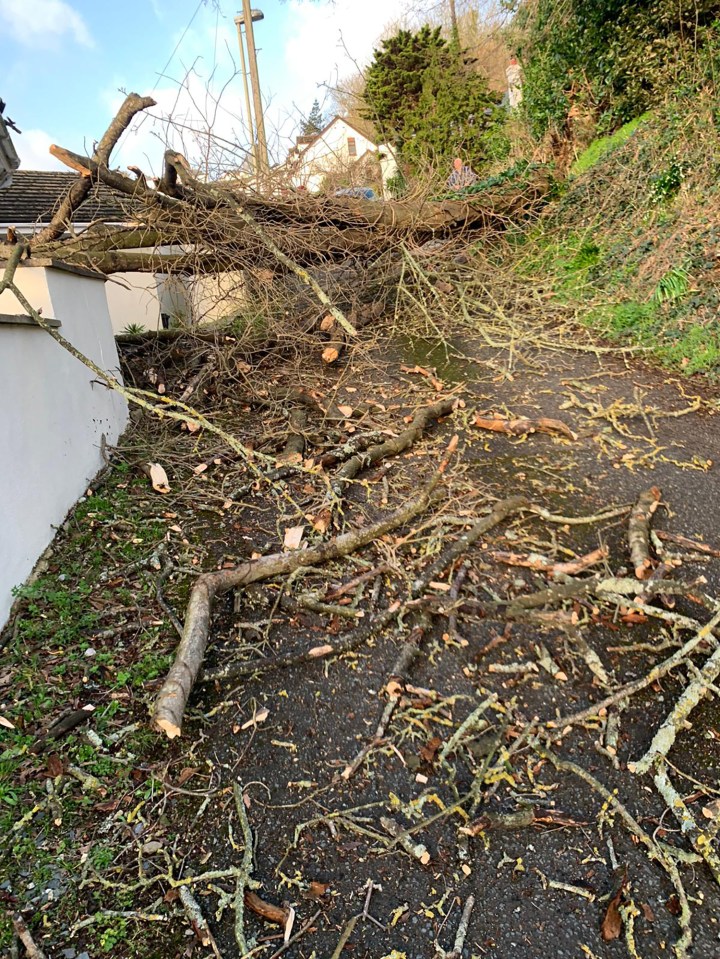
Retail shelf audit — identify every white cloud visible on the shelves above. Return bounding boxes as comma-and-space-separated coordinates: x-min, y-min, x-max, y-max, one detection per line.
280, 0, 411, 115
0, 0, 94, 48
14, 128, 67, 171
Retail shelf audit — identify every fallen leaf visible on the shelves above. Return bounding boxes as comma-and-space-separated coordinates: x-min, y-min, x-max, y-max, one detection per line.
419, 736, 442, 764
702, 799, 720, 820
601, 868, 628, 942
283, 525, 305, 550
308, 644, 334, 657
46, 754, 63, 776
193, 463, 208, 475
0, 715, 15, 729
337, 404, 354, 417
147, 462, 170, 493
176, 766, 199, 787
185, 420, 200, 434
312, 509, 332, 534
641, 902, 655, 922
305, 879, 330, 899
666, 894, 681, 915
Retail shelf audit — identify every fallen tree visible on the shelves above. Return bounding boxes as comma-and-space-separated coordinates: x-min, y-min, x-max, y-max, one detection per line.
0, 93, 551, 278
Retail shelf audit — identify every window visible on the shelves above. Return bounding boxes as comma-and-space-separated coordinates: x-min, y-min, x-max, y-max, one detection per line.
347, 137, 357, 157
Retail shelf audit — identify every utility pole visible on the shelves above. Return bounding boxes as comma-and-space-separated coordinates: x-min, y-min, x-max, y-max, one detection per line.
234, 15, 258, 177
241, 0, 269, 182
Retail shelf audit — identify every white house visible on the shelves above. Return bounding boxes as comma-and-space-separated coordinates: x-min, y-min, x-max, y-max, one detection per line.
285, 116, 379, 194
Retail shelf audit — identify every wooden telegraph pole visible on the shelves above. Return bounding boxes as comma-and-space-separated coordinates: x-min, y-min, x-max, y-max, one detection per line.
241, 0, 269, 183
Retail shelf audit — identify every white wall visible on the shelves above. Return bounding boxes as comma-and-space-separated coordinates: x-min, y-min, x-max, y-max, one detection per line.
0, 263, 129, 627
105, 271, 163, 334
292, 119, 377, 193
188, 270, 246, 324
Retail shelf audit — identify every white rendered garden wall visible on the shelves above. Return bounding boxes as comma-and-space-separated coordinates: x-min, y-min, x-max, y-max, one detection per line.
0, 261, 128, 627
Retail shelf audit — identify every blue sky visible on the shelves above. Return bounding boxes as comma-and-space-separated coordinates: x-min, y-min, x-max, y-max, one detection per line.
0, 0, 412, 173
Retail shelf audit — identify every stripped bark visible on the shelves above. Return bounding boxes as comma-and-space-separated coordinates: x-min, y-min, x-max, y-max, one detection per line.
628, 486, 662, 579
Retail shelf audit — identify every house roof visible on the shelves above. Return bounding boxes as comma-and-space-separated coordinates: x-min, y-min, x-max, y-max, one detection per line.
295, 115, 377, 156
0, 170, 133, 228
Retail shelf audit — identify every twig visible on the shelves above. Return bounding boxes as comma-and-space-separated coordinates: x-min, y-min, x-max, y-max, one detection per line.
11, 915, 48, 959
550, 607, 720, 730
653, 762, 720, 888
436, 895, 475, 959
630, 617, 720, 775
154, 453, 452, 736
540, 750, 692, 959
233, 782, 256, 956
180, 886, 222, 958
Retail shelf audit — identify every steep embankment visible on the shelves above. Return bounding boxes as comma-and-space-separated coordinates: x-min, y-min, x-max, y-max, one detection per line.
511, 96, 720, 376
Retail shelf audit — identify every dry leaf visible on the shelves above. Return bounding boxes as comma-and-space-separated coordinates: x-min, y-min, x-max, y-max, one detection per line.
46, 753, 63, 777
702, 799, 720, 820
419, 736, 442, 764
337, 404, 354, 417
193, 463, 208, 475
306, 881, 329, 899
176, 766, 199, 787
185, 420, 200, 434
601, 869, 628, 942
312, 508, 332, 533
147, 463, 170, 493
308, 644, 334, 657
283, 525, 305, 550
0, 715, 15, 729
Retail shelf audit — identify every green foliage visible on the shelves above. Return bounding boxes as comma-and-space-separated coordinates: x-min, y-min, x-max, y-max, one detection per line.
301, 99, 324, 136
570, 114, 650, 176
652, 266, 690, 303
384, 171, 407, 198
516, 0, 720, 137
363, 26, 500, 172
648, 160, 687, 204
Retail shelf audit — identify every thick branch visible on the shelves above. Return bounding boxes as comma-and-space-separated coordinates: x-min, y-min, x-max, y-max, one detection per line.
34, 93, 155, 245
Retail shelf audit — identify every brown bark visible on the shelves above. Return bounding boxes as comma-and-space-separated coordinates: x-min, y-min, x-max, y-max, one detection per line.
332, 397, 458, 499
628, 486, 662, 579
152, 469, 447, 738
34, 94, 156, 245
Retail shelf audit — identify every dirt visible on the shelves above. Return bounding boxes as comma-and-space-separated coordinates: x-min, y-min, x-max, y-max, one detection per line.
3, 330, 720, 959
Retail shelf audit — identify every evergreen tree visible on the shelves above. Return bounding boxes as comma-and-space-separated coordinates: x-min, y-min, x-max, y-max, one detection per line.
363, 26, 499, 172
301, 99, 325, 136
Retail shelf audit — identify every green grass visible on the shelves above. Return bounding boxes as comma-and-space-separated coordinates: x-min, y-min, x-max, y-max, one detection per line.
570, 113, 651, 177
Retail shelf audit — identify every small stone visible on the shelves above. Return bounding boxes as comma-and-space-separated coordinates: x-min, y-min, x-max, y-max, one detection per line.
62, 949, 77, 959
84, 647, 96, 659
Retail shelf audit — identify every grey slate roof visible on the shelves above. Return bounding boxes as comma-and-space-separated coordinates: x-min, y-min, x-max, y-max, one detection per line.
0, 170, 133, 228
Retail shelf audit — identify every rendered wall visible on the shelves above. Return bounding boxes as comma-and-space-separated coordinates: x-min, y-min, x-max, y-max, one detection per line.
0, 264, 129, 627
105, 271, 163, 334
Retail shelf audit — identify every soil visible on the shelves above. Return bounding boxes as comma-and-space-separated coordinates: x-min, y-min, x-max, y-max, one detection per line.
3, 330, 720, 959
